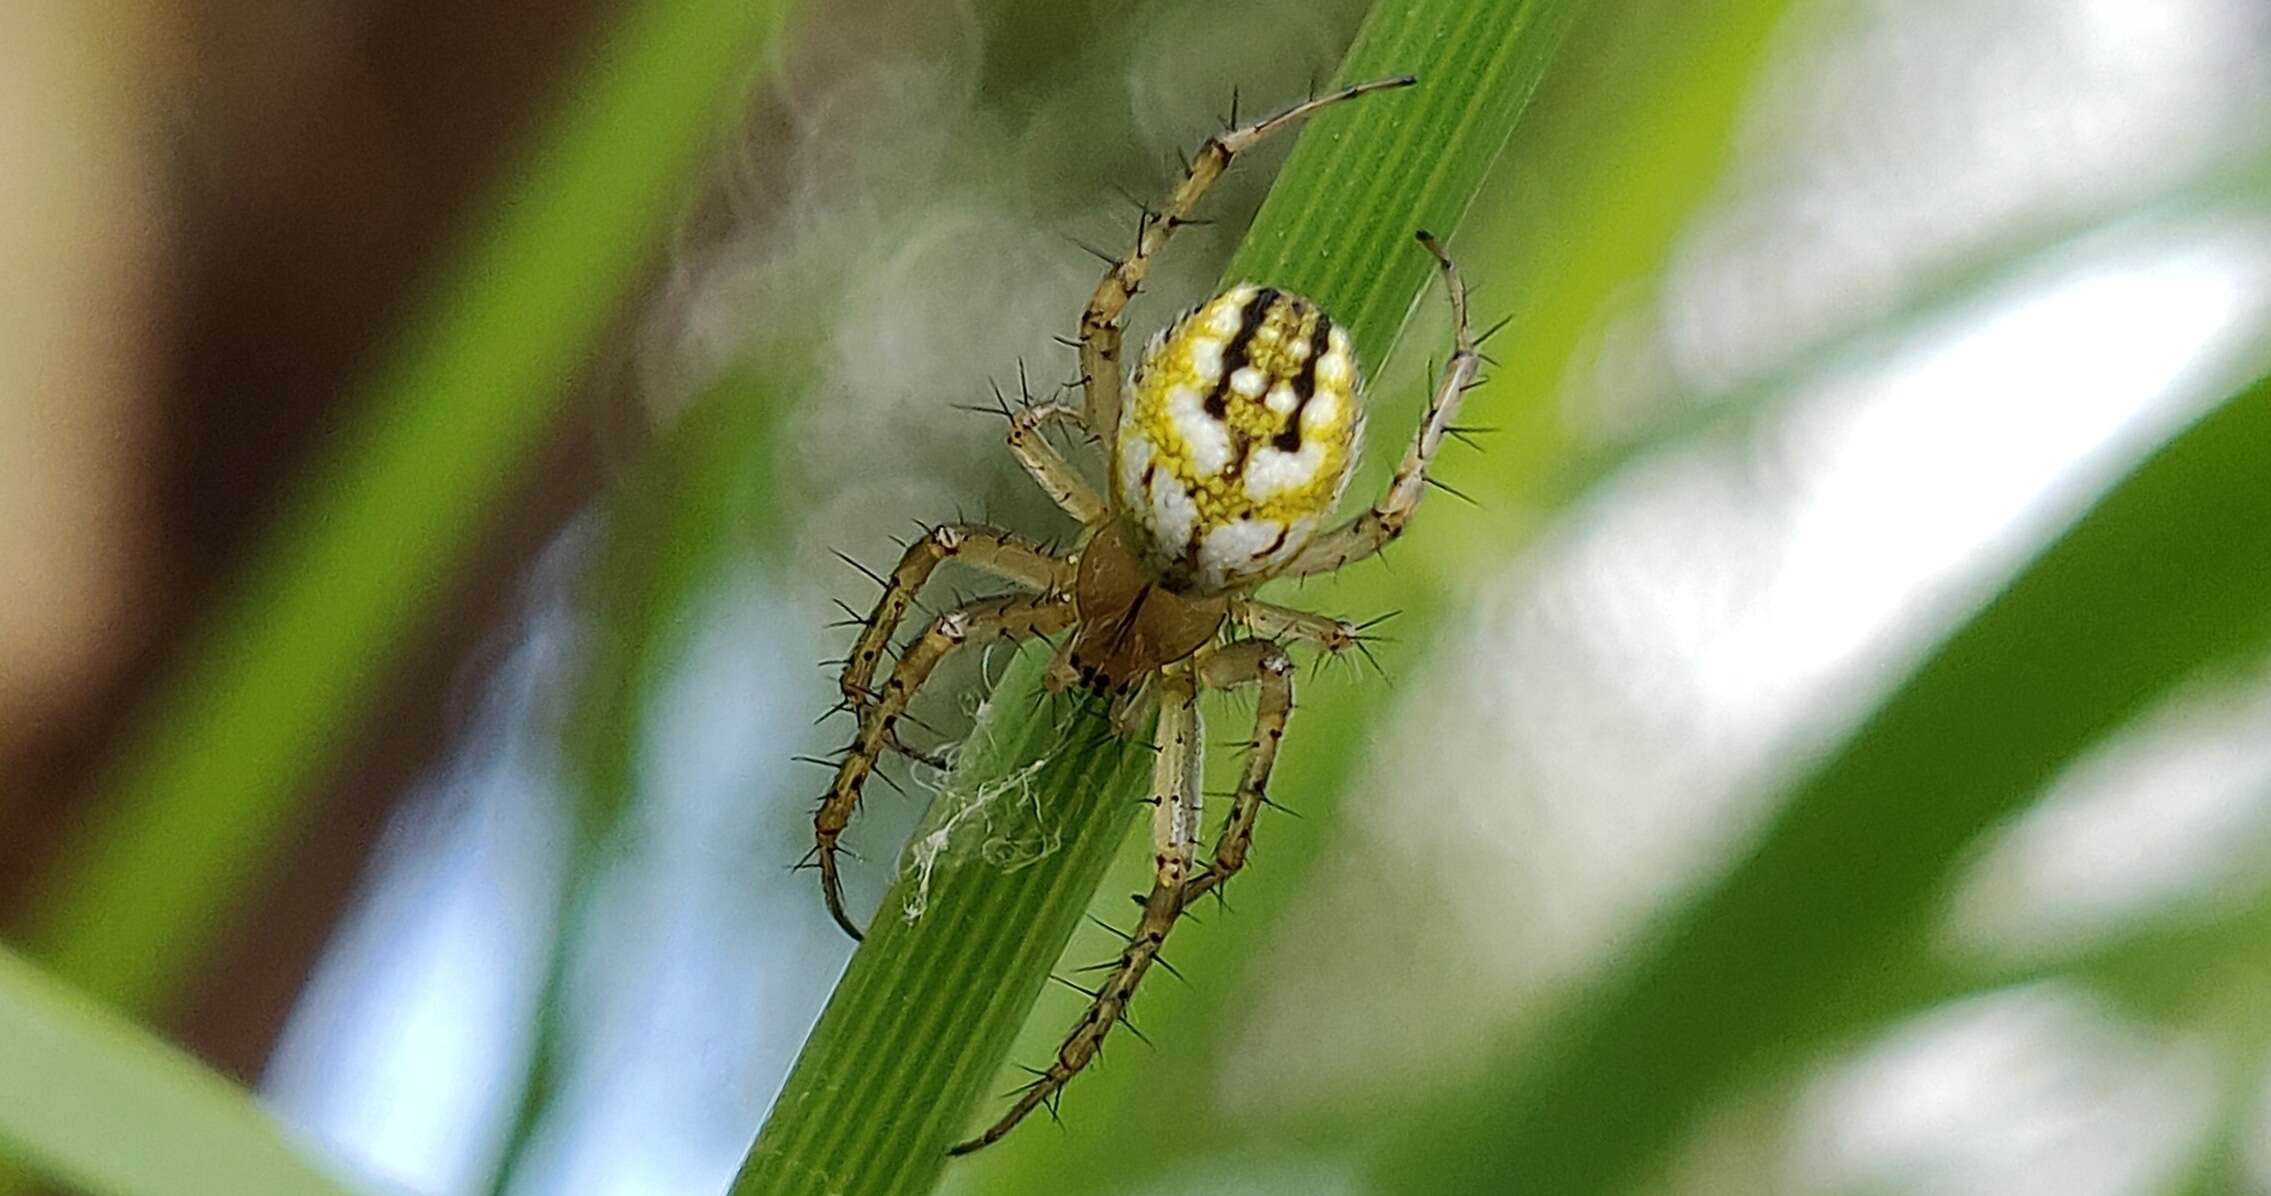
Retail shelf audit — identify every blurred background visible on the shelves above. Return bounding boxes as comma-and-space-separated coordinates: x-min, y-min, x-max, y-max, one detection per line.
4, 0, 2271, 1193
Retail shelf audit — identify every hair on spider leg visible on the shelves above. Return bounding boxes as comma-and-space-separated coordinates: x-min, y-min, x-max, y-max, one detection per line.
1108, 183, 1161, 227
1013, 357, 1048, 409
1083, 911, 1136, 939
1351, 609, 1404, 634
1477, 310, 1517, 347
868, 764, 910, 799
1422, 474, 1482, 508
827, 549, 897, 601
1047, 973, 1101, 1000
1443, 423, 1498, 451
1062, 232, 1123, 269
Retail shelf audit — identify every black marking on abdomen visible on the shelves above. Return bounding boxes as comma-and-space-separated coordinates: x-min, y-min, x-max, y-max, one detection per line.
1205, 287, 1279, 420
1274, 317, 1334, 453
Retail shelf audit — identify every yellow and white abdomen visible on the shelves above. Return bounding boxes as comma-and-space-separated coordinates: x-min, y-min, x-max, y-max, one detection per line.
1111, 285, 1363, 594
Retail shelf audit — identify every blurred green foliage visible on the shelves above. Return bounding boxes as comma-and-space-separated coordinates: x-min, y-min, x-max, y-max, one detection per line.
16, 0, 790, 1017
0, 947, 353, 1196
1381, 365, 2271, 1193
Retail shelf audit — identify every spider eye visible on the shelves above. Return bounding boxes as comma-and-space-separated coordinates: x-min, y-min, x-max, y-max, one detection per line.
1111, 285, 1363, 593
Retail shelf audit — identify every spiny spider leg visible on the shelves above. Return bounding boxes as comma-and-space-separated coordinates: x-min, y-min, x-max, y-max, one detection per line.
1006, 404, 1104, 523
949, 665, 1206, 1156
1234, 598, 1371, 655
836, 524, 1066, 715
1075, 75, 1418, 440
1183, 641, 1294, 900
816, 589, 1078, 940
951, 641, 1293, 1154
1283, 230, 1481, 577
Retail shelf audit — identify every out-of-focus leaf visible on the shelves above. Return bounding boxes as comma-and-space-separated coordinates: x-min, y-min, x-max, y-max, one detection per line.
17, 0, 790, 1013
1373, 366, 2271, 1194
485, 362, 796, 1194
0, 947, 358, 1196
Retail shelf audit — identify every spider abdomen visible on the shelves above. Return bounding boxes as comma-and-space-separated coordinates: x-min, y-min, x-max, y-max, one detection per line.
1112, 284, 1363, 594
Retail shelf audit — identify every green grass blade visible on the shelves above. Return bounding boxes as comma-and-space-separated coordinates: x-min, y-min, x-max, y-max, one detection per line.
0, 947, 359, 1196
737, 0, 1592, 1191
18, 0, 789, 1013
736, 651, 1152, 1196
1371, 365, 2271, 1194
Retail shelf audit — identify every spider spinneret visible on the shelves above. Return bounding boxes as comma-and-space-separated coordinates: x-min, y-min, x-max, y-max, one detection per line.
803, 74, 1485, 1157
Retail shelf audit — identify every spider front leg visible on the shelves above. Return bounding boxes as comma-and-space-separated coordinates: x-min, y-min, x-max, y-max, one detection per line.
1006, 404, 1104, 523
1235, 598, 1377, 656
949, 665, 1207, 1156
815, 589, 1078, 941
1076, 75, 1417, 438
1283, 231, 1481, 578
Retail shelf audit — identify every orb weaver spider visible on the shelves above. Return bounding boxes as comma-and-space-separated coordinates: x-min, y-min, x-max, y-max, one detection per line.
808, 74, 1480, 1155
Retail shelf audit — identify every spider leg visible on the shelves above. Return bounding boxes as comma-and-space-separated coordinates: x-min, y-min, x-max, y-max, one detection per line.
1233, 598, 1368, 654
836, 524, 1067, 715
1075, 75, 1417, 441
1282, 231, 1481, 578
815, 589, 1077, 941
1184, 640, 1295, 901
1006, 404, 1105, 523
949, 665, 1206, 1156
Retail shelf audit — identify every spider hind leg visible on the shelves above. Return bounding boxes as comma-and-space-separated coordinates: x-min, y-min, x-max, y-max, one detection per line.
950, 640, 1294, 1154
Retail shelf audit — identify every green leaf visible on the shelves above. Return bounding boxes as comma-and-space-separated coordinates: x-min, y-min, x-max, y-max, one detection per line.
0, 946, 359, 1196
735, 651, 1152, 1196
736, 0, 1593, 1191
17, 0, 790, 1013
1371, 365, 2271, 1194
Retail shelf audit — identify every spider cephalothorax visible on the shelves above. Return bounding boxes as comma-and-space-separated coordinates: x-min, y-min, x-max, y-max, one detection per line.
805, 75, 1482, 1156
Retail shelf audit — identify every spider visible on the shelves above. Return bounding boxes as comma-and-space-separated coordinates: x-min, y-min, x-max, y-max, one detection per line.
807, 75, 1480, 1155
